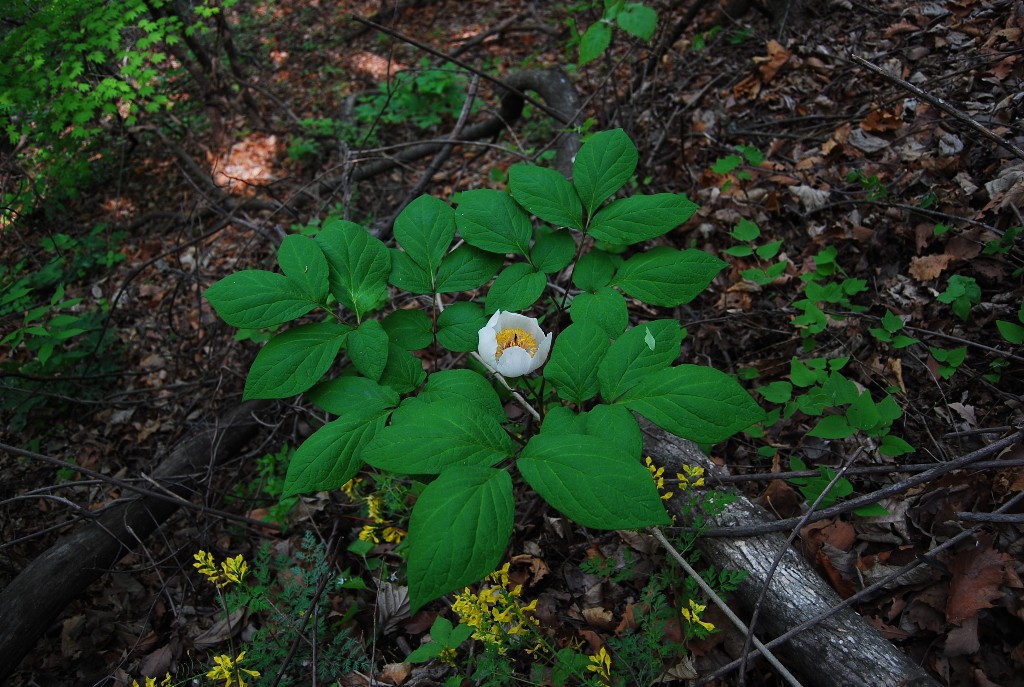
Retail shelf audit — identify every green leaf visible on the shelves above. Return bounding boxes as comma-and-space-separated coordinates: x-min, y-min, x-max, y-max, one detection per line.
879, 433, 914, 457
485, 263, 547, 313
579, 21, 612, 65
383, 309, 433, 350
597, 320, 682, 401
807, 415, 856, 439
612, 247, 726, 306
243, 321, 350, 399
854, 502, 890, 517
509, 164, 583, 229
416, 369, 505, 426
544, 320, 610, 405
518, 433, 670, 529
278, 234, 329, 303
881, 310, 904, 333
617, 365, 764, 443
306, 375, 399, 416
407, 466, 513, 612
364, 400, 515, 474
573, 129, 637, 216
616, 3, 657, 40
204, 270, 317, 329
389, 249, 435, 295
437, 301, 488, 353
731, 218, 760, 242
283, 407, 391, 497
997, 319, 1024, 344
378, 342, 427, 394
436, 244, 503, 293
347, 319, 389, 381
570, 287, 628, 338
530, 228, 577, 274
846, 391, 882, 432
588, 193, 698, 245
455, 189, 533, 256
757, 381, 792, 404
755, 240, 783, 260
393, 194, 455, 276
541, 404, 642, 458
572, 250, 619, 291
315, 219, 391, 319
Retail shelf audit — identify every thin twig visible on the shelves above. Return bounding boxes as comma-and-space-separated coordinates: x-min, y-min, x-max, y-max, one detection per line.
851, 55, 1024, 162
650, 527, 805, 687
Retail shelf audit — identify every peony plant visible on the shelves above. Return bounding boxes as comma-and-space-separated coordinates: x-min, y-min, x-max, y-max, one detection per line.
204, 129, 764, 610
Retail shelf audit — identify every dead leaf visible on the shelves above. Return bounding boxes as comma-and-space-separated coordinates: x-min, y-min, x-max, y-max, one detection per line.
754, 40, 792, 83
946, 537, 1007, 625
909, 254, 955, 281
511, 553, 550, 585
944, 615, 980, 656
377, 662, 411, 685
192, 609, 245, 649
582, 606, 617, 631
375, 582, 410, 635
861, 106, 903, 132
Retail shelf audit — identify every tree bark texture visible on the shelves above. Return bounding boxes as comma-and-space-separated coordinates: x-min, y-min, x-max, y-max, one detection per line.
643, 422, 940, 687
0, 401, 268, 683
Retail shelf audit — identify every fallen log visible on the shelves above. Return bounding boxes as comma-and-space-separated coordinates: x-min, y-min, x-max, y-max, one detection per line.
644, 422, 941, 687
0, 401, 268, 683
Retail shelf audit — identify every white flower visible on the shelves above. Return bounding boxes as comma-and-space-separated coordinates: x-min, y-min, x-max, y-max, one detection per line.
477, 310, 552, 378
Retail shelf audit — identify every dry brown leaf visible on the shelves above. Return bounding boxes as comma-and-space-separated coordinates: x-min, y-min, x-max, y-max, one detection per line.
861, 106, 903, 132
908, 254, 955, 281
946, 538, 1007, 625
754, 40, 792, 83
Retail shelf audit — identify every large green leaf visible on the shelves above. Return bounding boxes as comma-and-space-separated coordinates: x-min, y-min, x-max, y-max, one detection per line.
572, 250, 620, 292
572, 129, 637, 216
543, 320, 610, 405
485, 263, 547, 314
617, 365, 765, 443
389, 249, 435, 295
530, 228, 577, 274
382, 308, 433, 350
435, 244, 503, 293
243, 321, 350, 399
315, 219, 391, 319
283, 407, 391, 497
277, 234, 329, 303
578, 21, 612, 66
378, 342, 427, 394
570, 287, 628, 338
306, 375, 399, 416
407, 466, 513, 611
204, 270, 317, 329
454, 189, 533, 256
347, 318, 389, 381
588, 193, 698, 246
518, 433, 670, 529
616, 3, 657, 40
508, 164, 583, 230
612, 247, 726, 307
598, 320, 682, 401
437, 301, 488, 353
540, 404, 642, 458
364, 400, 514, 474
393, 194, 455, 276
415, 369, 505, 425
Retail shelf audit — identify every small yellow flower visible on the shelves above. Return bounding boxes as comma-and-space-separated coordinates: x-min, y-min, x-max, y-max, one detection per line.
221, 555, 248, 586
438, 646, 458, 666
206, 650, 260, 687
646, 456, 673, 500
194, 551, 249, 588
381, 526, 405, 544
358, 524, 380, 543
587, 646, 612, 680
340, 477, 364, 498
681, 599, 716, 633
677, 464, 705, 490
131, 675, 170, 687
194, 550, 219, 583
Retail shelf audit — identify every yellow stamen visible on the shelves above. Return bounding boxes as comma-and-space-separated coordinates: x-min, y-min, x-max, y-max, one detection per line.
494, 327, 538, 360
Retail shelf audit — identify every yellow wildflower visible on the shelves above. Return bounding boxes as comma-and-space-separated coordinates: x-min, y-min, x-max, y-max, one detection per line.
193, 550, 219, 583
646, 456, 673, 500
194, 551, 249, 588
381, 526, 405, 544
206, 651, 260, 687
677, 464, 705, 490
131, 674, 171, 687
340, 477, 364, 498
681, 599, 716, 633
358, 524, 380, 543
451, 563, 540, 655
221, 555, 248, 586
587, 647, 612, 680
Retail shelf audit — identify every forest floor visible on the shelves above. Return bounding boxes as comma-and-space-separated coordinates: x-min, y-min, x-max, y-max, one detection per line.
2, 0, 1023, 686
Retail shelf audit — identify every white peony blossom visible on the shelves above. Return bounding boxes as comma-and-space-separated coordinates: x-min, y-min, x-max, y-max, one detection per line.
477, 310, 552, 378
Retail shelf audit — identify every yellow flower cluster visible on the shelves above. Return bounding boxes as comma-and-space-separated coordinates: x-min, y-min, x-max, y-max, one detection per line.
587, 646, 612, 680
357, 493, 405, 544
451, 563, 539, 655
206, 651, 260, 687
194, 551, 249, 588
645, 457, 706, 500
680, 599, 716, 633
131, 673, 171, 687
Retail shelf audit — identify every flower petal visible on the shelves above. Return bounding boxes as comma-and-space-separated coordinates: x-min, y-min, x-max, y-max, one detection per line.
495, 347, 535, 377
